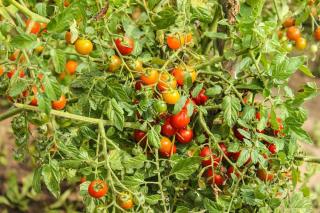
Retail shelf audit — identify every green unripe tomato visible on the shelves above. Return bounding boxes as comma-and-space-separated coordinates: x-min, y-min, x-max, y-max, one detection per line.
153, 100, 167, 113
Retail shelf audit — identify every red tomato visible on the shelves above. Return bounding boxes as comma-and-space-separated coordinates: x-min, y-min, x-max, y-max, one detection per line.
206, 169, 224, 186
170, 109, 190, 129
286, 26, 301, 41
256, 112, 261, 120
268, 144, 277, 154
25, 19, 41, 34
135, 81, 142, 90
7, 70, 25, 79
52, 95, 67, 110
176, 128, 193, 144
227, 166, 240, 178
159, 137, 176, 157
88, 180, 108, 198
167, 35, 181, 50
0, 66, 3, 76
218, 143, 227, 154
199, 146, 220, 167
80, 177, 86, 183
133, 130, 147, 144
257, 169, 274, 182
161, 118, 176, 137
193, 89, 208, 105
115, 37, 134, 55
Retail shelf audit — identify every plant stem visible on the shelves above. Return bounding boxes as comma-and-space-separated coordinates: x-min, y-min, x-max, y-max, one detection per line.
273, 0, 281, 22
294, 156, 320, 164
0, 108, 23, 121
8, 0, 50, 23
155, 151, 168, 213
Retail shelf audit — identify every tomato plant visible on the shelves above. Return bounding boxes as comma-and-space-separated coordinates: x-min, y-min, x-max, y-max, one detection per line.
0, 0, 319, 212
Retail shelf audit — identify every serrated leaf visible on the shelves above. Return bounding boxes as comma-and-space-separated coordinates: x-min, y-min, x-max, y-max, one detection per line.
8, 78, 28, 97
236, 149, 250, 167
11, 33, 37, 49
191, 83, 203, 98
122, 173, 144, 190
173, 96, 187, 114
242, 105, 255, 121
146, 194, 162, 205
106, 99, 124, 131
206, 85, 222, 97
123, 154, 146, 170
109, 150, 123, 170
32, 167, 42, 193
147, 125, 161, 148
42, 161, 61, 198
171, 157, 201, 180
152, 8, 177, 29
50, 49, 66, 74
222, 96, 241, 127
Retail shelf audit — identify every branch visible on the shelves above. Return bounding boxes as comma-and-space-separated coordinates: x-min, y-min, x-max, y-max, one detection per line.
0, 107, 23, 121
294, 156, 320, 164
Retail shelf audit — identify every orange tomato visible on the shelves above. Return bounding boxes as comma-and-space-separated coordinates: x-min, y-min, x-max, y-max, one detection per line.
282, 17, 295, 28
0, 66, 4, 76
295, 37, 307, 50
75, 39, 93, 55
172, 66, 197, 86
159, 137, 176, 157
117, 192, 134, 210
286, 26, 301, 41
52, 95, 67, 110
162, 89, 180, 104
65, 31, 72, 44
65, 60, 78, 75
314, 27, 320, 41
64, 0, 70, 7
167, 35, 181, 50
108, 55, 122, 72
157, 72, 177, 91
140, 69, 159, 85
184, 33, 192, 44
25, 19, 41, 34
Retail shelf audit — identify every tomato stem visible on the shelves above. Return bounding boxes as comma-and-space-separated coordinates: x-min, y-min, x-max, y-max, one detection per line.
0, 107, 23, 121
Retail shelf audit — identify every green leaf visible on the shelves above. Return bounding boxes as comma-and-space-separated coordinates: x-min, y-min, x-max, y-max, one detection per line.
123, 154, 147, 170
171, 157, 201, 180
106, 99, 124, 131
191, 5, 213, 23
11, 33, 37, 49
32, 167, 42, 193
241, 105, 255, 121
173, 96, 187, 115
147, 125, 161, 148
122, 173, 144, 190
152, 8, 177, 29
191, 83, 203, 98
203, 32, 228, 40
35, 3, 47, 17
105, 82, 130, 102
291, 82, 318, 106
109, 150, 124, 170
236, 149, 250, 167
222, 95, 241, 127
8, 78, 28, 97
50, 49, 66, 74
42, 76, 62, 101
145, 194, 162, 205
299, 65, 314, 78
42, 161, 61, 198
206, 85, 222, 97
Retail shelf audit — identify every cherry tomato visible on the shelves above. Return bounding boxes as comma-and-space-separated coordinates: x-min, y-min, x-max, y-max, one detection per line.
185, 33, 192, 44
206, 169, 224, 186
25, 19, 41, 34
227, 166, 240, 178
295, 37, 307, 50
65, 60, 78, 75
199, 146, 220, 167
159, 137, 176, 157
132, 60, 143, 72
133, 130, 147, 145
0, 66, 3, 76
157, 72, 177, 91
65, 31, 72, 44
256, 112, 261, 120
273, 117, 284, 136
268, 143, 277, 154
108, 55, 122, 72
115, 37, 134, 55
153, 100, 167, 113
161, 118, 176, 137
167, 35, 181, 50
29, 85, 39, 106
7, 70, 25, 79
314, 27, 320, 41
117, 192, 134, 210
88, 180, 108, 198
170, 109, 190, 129
176, 128, 193, 144
52, 95, 67, 110
64, 0, 70, 7
277, 30, 283, 40
286, 26, 301, 41
218, 143, 227, 154
140, 69, 159, 85
282, 17, 295, 28
75, 39, 93, 55
193, 89, 208, 105
162, 89, 180, 105
135, 81, 142, 90
172, 66, 197, 86
257, 169, 274, 182
80, 177, 86, 183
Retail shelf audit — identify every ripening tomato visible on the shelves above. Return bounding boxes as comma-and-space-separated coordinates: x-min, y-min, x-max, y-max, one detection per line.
206, 169, 224, 186
308, 0, 315, 5
170, 109, 190, 129
162, 89, 180, 105
257, 169, 274, 182
167, 35, 181, 50
159, 137, 176, 157
161, 118, 176, 137
268, 143, 277, 154
35, 45, 44, 54
172, 66, 197, 86
157, 72, 177, 91
153, 100, 167, 113
282, 17, 295, 28
65, 31, 72, 44
314, 27, 320, 41
0, 66, 4, 76
286, 26, 301, 41
132, 60, 143, 72
227, 166, 240, 178
133, 130, 146, 145
256, 112, 261, 121
295, 37, 307, 50
117, 192, 134, 210
135, 81, 142, 90
140, 69, 159, 85
75, 39, 93, 55
273, 117, 284, 136
29, 86, 39, 106
193, 89, 208, 105
88, 180, 108, 198
65, 60, 78, 75
199, 146, 220, 167
7, 70, 25, 79
25, 19, 41, 34
176, 128, 193, 144
64, 0, 70, 7
108, 55, 122, 72
52, 95, 67, 110
115, 37, 134, 55
80, 177, 86, 183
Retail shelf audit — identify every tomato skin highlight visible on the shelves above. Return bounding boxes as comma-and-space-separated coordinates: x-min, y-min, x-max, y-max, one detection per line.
176, 128, 193, 144
170, 109, 190, 129
286, 26, 301, 41
88, 180, 108, 198
159, 137, 176, 157
115, 37, 134, 55
75, 39, 93, 55
25, 19, 41, 34
161, 118, 176, 137
65, 60, 78, 75
52, 95, 67, 110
